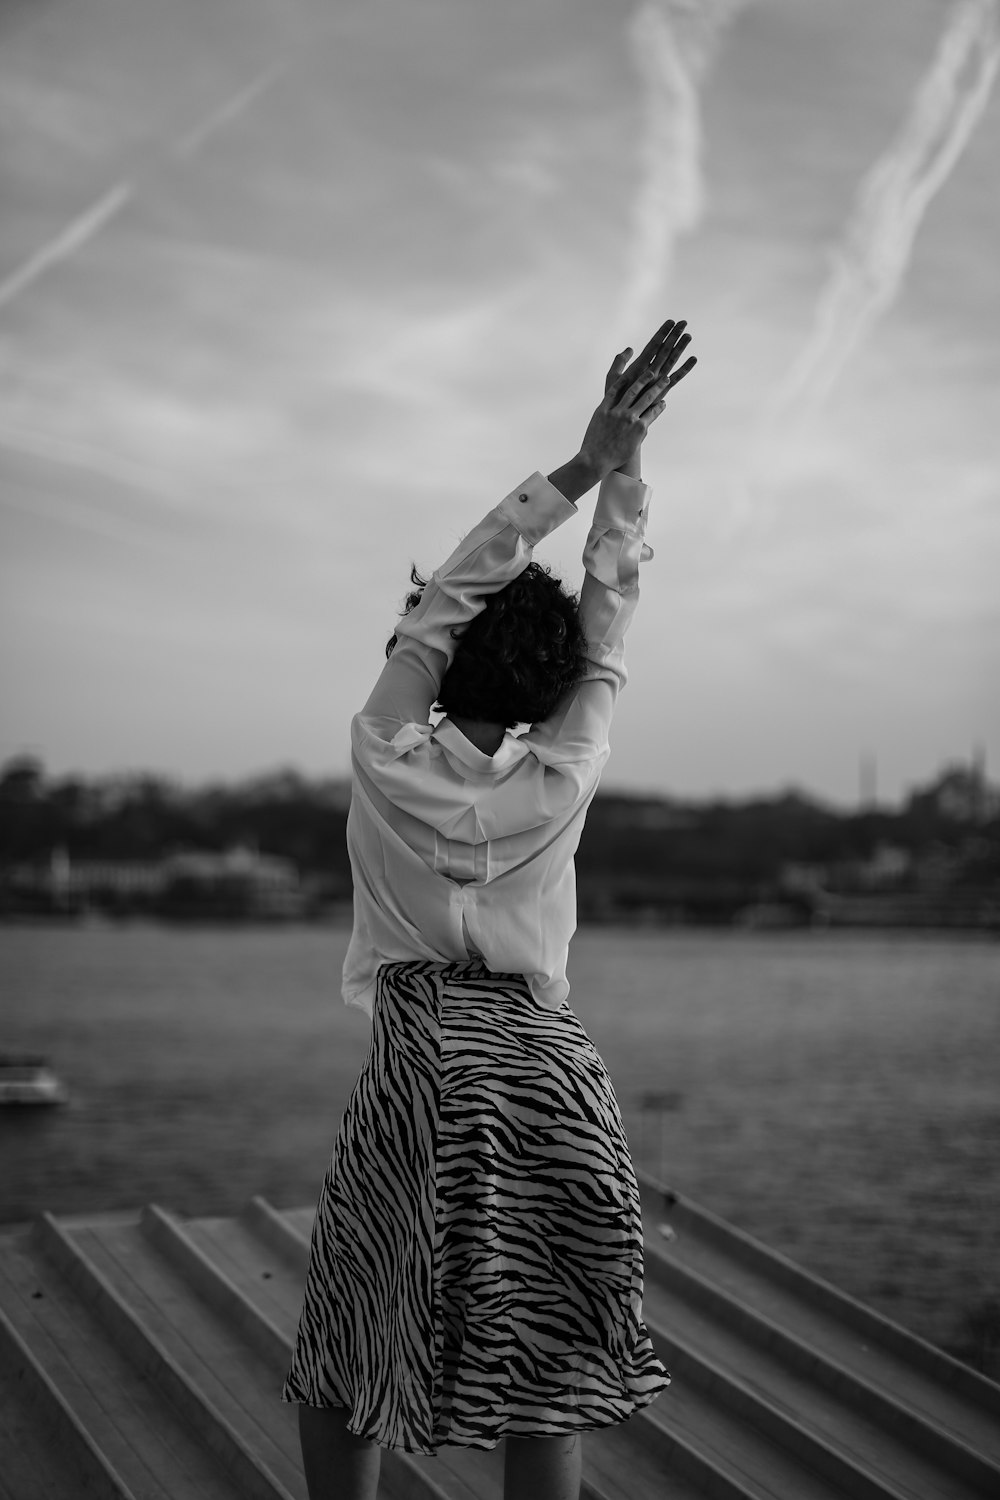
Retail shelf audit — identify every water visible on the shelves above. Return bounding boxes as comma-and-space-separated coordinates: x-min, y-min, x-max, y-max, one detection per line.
1, 921, 997, 1368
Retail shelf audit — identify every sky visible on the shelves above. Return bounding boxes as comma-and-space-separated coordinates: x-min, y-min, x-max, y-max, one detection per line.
1, 0, 998, 807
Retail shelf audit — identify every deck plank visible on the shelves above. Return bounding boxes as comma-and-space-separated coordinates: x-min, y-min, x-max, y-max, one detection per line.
642, 1183, 1000, 1461
0, 1230, 249, 1500
175, 1215, 311, 1334
70, 1221, 304, 1498
639, 1275, 982, 1500
4, 1187, 999, 1500
0, 1363, 113, 1500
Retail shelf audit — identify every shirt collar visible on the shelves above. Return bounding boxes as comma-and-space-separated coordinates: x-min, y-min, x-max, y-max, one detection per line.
434, 717, 530, 775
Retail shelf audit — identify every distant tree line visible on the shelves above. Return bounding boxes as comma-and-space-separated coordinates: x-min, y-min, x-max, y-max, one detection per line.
2, 755, 998, 925
0, 760, 352, 883
578, 778, 1000, 885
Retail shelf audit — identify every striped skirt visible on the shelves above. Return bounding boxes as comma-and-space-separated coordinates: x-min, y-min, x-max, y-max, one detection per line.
280, 958, 670, 1454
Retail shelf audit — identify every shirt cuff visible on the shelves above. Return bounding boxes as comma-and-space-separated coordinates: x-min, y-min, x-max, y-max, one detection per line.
593, 469, 652, 537
497, 471, 579, 546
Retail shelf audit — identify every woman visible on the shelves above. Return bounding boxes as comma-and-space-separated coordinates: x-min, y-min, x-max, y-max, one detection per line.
282, 316, 697, 1500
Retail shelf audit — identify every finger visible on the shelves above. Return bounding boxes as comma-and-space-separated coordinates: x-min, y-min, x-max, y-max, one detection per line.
610, 320, 676, 396
618, 320, 690, 403
655, 353, 698, 396
633, 372, 675, 418
617, 364, 670, 410
653, 325, 691, 375
635, 318, 676, 368
605, 349, 644, 399
632, 354, 697, 417
628, 321, 679, 384
668, 353, 698, 386
610, 321, 687, 404
605, 346, 633, 392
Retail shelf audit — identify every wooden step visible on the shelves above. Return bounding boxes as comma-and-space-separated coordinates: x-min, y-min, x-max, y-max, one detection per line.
205, 1203, 699, 1499
2, 1182, 998, 1500
137, 1206, 476, 1500
34, 1209, 299, 1500
237, 1199, 717, 1498
246, 1201, 865, 1500
0, 1226, 253, 1499
640, 1174, 1000, 1497
0, 1303, 136, 1500
245, 1190, 1000, 1500
642, 1303, 970, 1500
641, 1175, 1000, 1445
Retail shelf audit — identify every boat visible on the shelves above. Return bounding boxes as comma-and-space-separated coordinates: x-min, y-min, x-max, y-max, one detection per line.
0, 1052, 69, 1106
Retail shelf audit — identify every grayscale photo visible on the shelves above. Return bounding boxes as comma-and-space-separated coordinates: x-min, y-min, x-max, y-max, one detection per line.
1, 2, 998, 1497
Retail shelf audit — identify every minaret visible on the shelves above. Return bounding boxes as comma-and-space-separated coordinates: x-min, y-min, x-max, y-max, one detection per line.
859, 750, 877, 810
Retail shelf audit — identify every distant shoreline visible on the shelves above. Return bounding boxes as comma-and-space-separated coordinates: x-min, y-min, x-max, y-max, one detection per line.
1, 908, 997, 935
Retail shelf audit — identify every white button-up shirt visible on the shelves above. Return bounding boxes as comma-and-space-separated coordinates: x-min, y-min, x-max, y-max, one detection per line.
342, 467, 653, 1017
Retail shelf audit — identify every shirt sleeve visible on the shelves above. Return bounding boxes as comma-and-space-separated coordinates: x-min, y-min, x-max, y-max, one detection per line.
522, 468, 653, 770
358, 471, 579, 729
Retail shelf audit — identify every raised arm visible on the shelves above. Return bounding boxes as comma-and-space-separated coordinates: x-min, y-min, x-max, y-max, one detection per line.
358, 473, 578, 729
526, 319, 697, 770
358, 317, 696, 735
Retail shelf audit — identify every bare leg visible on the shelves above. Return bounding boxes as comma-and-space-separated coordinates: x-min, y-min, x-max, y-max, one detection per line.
297, 1405, 381, 1500
504, 1432, 583, 1500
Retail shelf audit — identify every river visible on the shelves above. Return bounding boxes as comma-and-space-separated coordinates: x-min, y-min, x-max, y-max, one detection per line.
1, 921, 997, 1370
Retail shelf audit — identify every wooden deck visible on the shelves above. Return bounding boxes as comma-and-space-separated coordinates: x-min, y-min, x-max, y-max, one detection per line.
1, 1168, 998, 1499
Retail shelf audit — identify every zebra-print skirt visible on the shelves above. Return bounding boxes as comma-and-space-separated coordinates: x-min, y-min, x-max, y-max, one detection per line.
280, 957, 670, 1454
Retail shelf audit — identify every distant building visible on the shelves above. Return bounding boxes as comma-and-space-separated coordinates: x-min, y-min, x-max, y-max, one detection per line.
158, 845, 303, 918
913, 757, 1000, 825
852, 842, 913, 888
47, 847, 165, 898
778, 862, 829, 894
3, 844, 304, 919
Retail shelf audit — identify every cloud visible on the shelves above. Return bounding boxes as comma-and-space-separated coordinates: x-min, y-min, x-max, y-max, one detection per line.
615, 0, 748, 338
420, 127, 563, 208
728, 0, 1000, 534
0, 38, 304, 316
0, 262, 565, 564
0, 419, 184, 506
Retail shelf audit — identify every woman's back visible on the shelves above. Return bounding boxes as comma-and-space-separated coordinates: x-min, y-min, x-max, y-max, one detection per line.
343, 467, 654, 1016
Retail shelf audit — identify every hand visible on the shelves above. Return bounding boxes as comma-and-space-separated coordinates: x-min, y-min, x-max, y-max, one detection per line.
578, 318, 696, 480
603, 318, 696, 398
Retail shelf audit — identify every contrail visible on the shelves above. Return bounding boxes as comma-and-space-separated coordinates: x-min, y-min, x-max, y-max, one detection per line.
0, 57, 287, 316
0, 183, 132, 313
172, 62, 285, 158
616, 0, 747, 339
770, 0, 998, 425
734, 0, 999, 530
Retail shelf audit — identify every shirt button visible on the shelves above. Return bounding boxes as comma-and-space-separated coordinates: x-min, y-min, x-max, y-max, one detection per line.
518, 492, 529, 503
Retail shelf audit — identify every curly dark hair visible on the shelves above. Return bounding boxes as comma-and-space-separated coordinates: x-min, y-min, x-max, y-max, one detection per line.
385, 562, 588, 728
